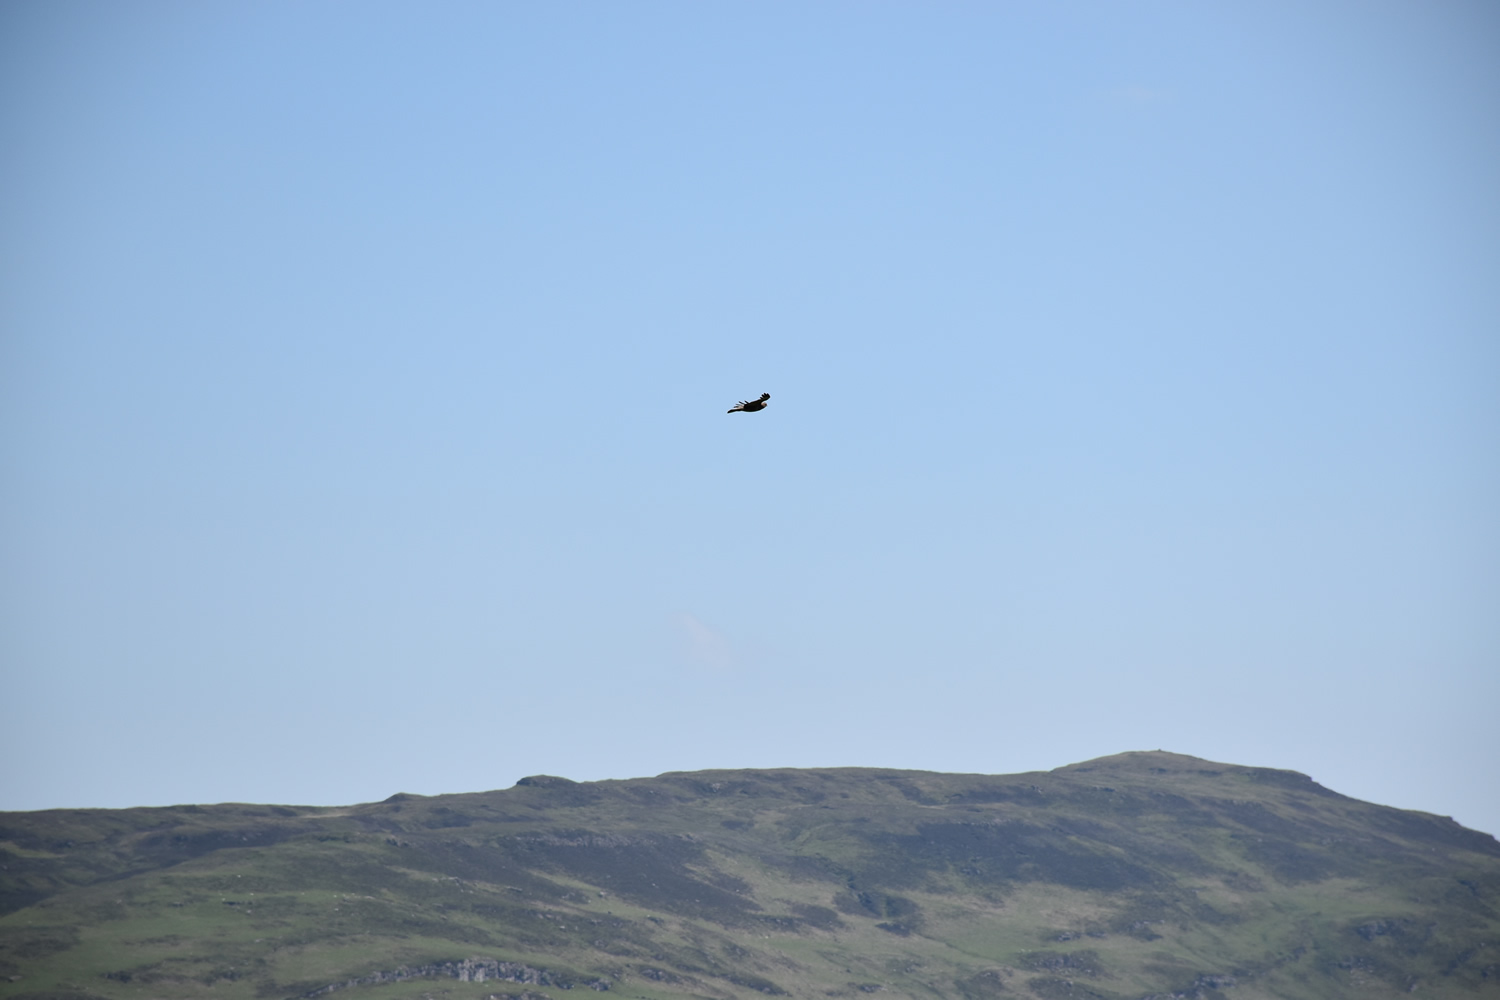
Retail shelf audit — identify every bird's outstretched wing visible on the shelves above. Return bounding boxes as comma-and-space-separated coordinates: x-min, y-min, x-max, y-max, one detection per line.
727, 392, 771, 413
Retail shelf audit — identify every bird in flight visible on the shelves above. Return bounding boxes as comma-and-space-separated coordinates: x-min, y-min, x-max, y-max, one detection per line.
727, 392, 770, 413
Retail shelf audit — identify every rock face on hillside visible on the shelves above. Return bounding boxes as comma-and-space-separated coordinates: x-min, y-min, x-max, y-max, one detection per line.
1, 751, 1497, 1000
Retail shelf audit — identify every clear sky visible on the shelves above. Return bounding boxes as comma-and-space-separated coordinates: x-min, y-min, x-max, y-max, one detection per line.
3, 2, 1497, 836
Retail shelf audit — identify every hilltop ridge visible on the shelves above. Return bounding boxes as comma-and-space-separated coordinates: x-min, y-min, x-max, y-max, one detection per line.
1, 752, 1497, 1000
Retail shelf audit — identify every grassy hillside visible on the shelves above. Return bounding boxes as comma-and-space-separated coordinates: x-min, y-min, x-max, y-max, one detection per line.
1, 751, 1496, 1000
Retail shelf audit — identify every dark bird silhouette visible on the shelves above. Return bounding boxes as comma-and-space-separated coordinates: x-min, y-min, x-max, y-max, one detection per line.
727, 392, 770, 413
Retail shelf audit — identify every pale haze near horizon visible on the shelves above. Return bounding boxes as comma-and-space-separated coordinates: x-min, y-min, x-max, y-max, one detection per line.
3, 2, 1497, 836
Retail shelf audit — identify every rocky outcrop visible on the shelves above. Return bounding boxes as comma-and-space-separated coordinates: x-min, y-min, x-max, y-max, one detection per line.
299, 958, 610, 997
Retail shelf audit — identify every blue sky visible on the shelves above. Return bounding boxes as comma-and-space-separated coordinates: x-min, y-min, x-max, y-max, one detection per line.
4, 1, 1497, 836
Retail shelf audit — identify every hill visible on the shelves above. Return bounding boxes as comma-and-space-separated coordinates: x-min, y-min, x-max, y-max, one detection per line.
1, 751, 1497, 1000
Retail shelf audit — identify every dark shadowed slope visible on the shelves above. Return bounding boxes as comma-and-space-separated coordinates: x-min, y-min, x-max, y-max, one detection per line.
1, 751, 1497, 1000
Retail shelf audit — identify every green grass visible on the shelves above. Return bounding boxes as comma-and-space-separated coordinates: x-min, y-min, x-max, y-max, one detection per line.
2, 752, 1498, 1000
